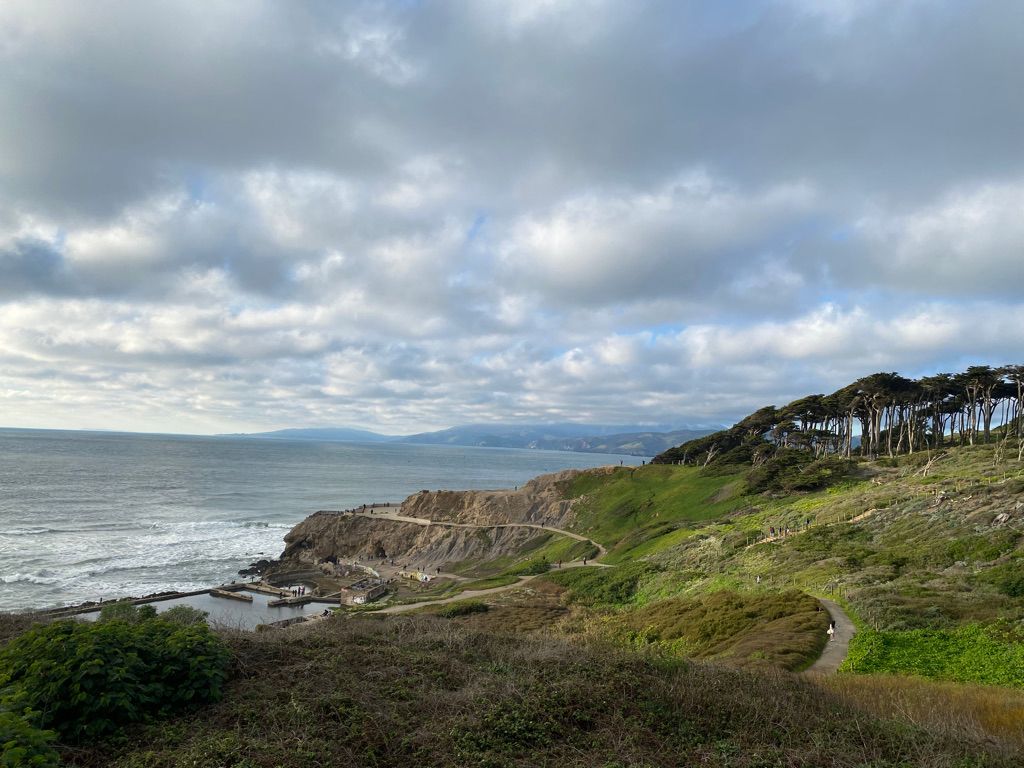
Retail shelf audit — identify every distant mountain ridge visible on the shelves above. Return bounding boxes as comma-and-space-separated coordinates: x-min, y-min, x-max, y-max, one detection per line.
234, 423, 718, 457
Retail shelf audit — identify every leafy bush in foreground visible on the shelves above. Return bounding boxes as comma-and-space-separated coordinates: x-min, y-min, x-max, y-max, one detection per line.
0, 617, 231, 742
0, 709, 59, 767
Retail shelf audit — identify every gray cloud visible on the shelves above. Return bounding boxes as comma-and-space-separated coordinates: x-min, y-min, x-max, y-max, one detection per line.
0, 0, 1022, 433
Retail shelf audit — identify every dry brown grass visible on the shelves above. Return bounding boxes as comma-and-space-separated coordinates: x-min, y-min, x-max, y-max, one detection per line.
0, 611, 48, 644
601, 589, 828, 671
823, 673, 1024, 755
60, 614, 1022, 768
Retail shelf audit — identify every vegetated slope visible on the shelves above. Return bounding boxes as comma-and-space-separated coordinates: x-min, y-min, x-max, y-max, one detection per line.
552, 439, 1024, 688
68, 616, 1017, 768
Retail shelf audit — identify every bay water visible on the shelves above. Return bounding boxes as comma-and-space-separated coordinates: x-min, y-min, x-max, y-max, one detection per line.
0, 429, 639, 611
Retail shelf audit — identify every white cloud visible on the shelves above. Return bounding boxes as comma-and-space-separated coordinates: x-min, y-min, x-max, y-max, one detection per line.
0, 1, 1023, 434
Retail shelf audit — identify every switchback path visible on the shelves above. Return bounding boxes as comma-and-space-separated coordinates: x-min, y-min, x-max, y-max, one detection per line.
345, 509, 608, 558
805, 598, 855, 675
371, 559, 602, 615
348, 512, 855, 674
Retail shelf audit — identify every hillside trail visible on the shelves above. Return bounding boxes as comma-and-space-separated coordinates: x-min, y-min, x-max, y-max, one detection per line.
370, 559, 604, 615
347, 509, 608, 558
743, 507, 880, 551
805, 598, 855, 675
353, 511, 857, 674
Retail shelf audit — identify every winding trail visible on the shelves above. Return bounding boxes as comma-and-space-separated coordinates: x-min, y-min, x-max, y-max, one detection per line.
805, 598, 855, 674
344, 510, 854, 675
333, 508, 611, 614
346, 509, 608, 558
371, 559, 604, 615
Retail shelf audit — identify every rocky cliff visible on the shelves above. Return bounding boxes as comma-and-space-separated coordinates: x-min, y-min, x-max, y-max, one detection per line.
276, 467, 611, 571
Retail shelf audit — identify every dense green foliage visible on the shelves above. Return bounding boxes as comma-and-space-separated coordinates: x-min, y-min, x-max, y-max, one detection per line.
98, 601, 157, 623
158, 605, 209, 626
0, 709, 59, 767
656, 365, 1024, 467
745, 450, 856, 494
0, 616, 230, 742
843, 624, 1024, 688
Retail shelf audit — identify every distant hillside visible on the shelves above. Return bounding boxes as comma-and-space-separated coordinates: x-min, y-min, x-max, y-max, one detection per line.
232, 427, 392, 442
399, 423, 715, 456
235, 423, 717, 457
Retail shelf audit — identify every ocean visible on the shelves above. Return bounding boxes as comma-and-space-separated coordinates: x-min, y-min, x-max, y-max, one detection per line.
0, 429, 640, 611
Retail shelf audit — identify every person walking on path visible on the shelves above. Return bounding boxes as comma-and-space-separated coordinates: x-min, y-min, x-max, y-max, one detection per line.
827, 620, 836, 642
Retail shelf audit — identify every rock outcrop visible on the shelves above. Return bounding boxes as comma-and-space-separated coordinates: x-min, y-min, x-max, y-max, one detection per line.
276, 467, 611, 571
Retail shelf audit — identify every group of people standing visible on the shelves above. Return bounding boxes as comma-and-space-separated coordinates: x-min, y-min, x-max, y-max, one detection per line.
768, 517, 814, 539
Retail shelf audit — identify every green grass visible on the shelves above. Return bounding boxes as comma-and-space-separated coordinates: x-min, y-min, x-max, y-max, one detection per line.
541, 562, 661, 606
447, 533, 594, 578
565, 464, 748, 561
842, 624, 1024, 688
449, 574, 521, 592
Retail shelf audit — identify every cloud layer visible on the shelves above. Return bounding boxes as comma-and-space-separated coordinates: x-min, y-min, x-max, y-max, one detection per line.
1, 0, 1022, 434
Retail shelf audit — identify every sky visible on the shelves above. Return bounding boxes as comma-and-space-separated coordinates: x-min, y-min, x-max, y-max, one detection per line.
1, 0, 1023, 435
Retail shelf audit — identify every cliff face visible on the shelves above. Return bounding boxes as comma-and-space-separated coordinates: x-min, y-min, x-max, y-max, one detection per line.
277, 467, 612, 570
398, 467, 603, 527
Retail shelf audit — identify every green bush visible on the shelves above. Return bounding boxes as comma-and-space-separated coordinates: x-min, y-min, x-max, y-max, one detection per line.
437, 600, 489, 618
543, 562, 657, 605
0, 617, 231, 742
98, 601, 157, 623
746, 450, 855, 494
512, 559, 551, 576
0, 709, 59, 767
160, 605, 209, 626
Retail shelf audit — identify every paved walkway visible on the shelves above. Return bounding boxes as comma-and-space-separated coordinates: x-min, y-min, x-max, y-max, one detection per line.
805, 598, 855, 674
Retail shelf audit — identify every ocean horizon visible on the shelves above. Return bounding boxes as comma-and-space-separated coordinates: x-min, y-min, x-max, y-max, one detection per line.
0, 428, 642, 612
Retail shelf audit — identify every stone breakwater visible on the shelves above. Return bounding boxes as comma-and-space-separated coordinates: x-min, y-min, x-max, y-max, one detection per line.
272, 467, 612, 573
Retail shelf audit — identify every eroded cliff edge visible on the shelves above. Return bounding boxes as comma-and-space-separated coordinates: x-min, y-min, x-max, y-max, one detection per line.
275, 467, 611, 571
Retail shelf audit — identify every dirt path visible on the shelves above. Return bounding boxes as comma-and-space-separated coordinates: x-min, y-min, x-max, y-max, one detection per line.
371, 559, 603, 614
805, 598, 855, 674
744, 508, 880, 551
347, 509, 608, 557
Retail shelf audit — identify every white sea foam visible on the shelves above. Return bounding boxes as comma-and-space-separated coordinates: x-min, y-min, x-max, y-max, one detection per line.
0, 429, 635, 610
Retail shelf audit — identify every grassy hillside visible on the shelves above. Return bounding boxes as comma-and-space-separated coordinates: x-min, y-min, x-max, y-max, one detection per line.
551, 441, 1024, 689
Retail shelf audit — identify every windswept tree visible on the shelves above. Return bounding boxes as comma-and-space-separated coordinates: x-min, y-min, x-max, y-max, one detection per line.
653, 364, 1023, 467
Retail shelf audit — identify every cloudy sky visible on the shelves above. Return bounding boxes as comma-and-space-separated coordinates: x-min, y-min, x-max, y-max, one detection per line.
1, 0, 1022, 435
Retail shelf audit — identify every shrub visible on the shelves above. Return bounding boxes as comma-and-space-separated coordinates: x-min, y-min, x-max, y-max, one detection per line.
0, 709, 59, 767
542, 562, 657, 605
437, 601, 489, 618
0, 617, 231, 742
512, 559, 551, 576
98, 601, 157, 624
160, 605, 209, 626
746, 450, 856, 494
